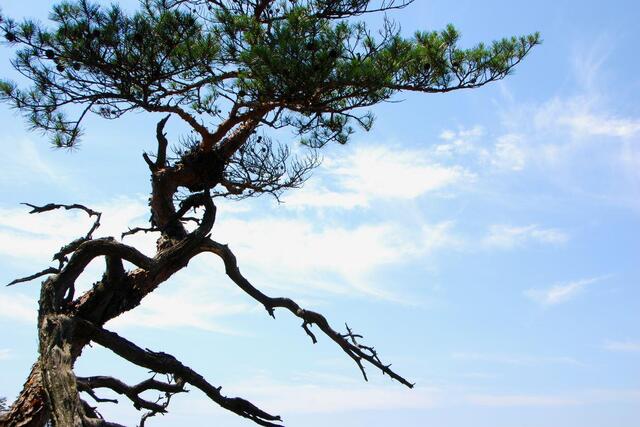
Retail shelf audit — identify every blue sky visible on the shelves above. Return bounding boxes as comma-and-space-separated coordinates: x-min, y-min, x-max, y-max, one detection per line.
1, 1, 639, 426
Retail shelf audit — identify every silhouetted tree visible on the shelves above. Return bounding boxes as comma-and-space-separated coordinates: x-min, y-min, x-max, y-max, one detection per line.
0, 1, 539, 425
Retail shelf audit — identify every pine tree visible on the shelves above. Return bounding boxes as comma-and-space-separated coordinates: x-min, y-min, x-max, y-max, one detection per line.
0, 1, 539, 426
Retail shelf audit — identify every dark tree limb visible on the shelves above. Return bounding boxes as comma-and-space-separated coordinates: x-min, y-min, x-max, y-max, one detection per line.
121, 226, 159, 239
23, 202, 102, 240
201, 239, 415, 389
155, 114, 170, 168
79, 321, 284, 427
49, 238, 153, 309
76, 375, 186, 413
81, 386, 119, 404
142, 114, 171, 171
7, 267, 59, 287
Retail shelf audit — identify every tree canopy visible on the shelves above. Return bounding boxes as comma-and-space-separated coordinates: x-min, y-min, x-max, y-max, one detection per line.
0, 1, 539, 426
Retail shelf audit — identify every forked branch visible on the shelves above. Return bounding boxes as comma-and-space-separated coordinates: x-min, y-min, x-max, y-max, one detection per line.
77, 375, 186, 413
80, 320, 283, 427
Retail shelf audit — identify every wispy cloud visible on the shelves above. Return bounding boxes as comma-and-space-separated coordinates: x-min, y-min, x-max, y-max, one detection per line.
467, 393, 581, 407
0, 292, 36, 324
433, 126, 484, 156
109, 281, 254, 334
0, 349, 11, 360
559, 113, 640, 138
524, 276, 609, 306
489, 133, 527, 171
284, 144, 474, 209
467, 389, 640, 408
213, 216, 460, 300
604, 340, 640, 353
452, 352, 582, 366
0, 196, 154, 264
0, 136, 69, 186
483, 224, 569, 249
216, 375, 440, 414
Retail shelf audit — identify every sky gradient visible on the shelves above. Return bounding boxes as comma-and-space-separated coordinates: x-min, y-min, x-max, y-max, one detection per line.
1, 1, 639, 426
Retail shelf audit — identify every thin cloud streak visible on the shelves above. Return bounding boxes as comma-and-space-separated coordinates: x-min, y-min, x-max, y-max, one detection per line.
483, 224, 569, 249
524, 275, 610, 306
604, 340, 640, 353
452, 352, 583, 367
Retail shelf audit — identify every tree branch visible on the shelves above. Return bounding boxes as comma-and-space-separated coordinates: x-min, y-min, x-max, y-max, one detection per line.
79, 321, 284, 427
201, 239, 415, 388
7, 267, 59, 287
77, 375, 185, 413
23, 202, 101, 239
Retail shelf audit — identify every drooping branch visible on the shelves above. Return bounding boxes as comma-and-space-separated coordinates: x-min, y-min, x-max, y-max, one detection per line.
79, 320, 283, 427
201, 238, 415, 389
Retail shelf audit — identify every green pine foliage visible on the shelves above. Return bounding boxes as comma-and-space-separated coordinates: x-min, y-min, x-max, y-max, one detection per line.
0, 0, 539, 149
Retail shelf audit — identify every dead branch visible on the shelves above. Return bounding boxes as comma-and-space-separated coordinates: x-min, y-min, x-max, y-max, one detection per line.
77, 375, 186, 413
121, 226, 159, 239
7, 267, 59, 287
23, 202, 101, 239
202, 239, 415, 388
79, 320, 284, 427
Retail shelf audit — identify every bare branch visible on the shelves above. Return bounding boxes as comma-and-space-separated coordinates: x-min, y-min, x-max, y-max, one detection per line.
80, 321, 284, 427
23, 202, 101, 239
7, 267, 59, 287
77, 375, 185, 413
121, 226, 159, 239
202, 239, 415, 388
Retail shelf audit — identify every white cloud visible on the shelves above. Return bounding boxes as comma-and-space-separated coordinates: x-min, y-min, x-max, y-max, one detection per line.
0, 196, 154, 263
433, 126, 484, 156
604, 340, 640, 353
284, 145, 473, 209
282, 180, 368, 210
501, 96, 640, 171
0, 292, 37, 324
0, 136, 68, 186
529, 96, 640, 139
212, 216, 459, 300
467, 389, 640, 408
0, 189, 459, 308
109, 281, 254, 334
490, 133, 527, 171
559, 113, 640, 138
220, 375, 440, 414
0, 349, 11, 360
338, 147, 470, 199
524, 276, 608, 306
483, 224, 569, 249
